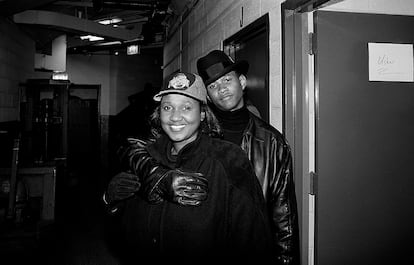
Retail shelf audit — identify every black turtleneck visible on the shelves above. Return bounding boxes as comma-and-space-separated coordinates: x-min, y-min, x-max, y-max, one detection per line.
209, 103, 250, 145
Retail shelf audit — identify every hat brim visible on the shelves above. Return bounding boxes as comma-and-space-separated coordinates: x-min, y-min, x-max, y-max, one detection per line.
204, 60, 249, 85
153, 91, 206, 103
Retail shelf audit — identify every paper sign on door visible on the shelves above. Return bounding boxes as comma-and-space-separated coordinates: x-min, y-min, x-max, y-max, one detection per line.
368, 43, 413, 82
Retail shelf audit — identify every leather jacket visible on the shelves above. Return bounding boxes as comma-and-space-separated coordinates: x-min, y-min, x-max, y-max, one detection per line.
242, 112, 300, 265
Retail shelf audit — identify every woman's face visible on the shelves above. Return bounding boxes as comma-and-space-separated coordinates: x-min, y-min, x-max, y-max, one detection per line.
160, 93, 205, 153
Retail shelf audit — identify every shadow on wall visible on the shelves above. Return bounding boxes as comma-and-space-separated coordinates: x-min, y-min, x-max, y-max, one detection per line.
114, 82, 158, 141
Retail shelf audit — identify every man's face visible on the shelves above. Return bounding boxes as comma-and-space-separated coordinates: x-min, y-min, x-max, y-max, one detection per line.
206, 71, 246, 112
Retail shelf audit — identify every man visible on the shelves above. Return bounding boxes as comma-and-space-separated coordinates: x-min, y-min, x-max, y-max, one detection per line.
196, 50, 300, 265
105, 50, 299, 265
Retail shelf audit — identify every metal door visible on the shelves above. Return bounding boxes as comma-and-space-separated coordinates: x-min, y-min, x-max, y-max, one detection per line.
314, 11, 414, 265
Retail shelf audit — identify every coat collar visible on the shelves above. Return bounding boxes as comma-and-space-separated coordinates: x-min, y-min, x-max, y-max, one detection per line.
147, 132, 207, 167
244, 112, 266, 142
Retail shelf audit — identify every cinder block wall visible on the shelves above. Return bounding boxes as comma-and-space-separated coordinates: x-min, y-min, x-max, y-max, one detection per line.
0, 18, 35, 122
163, 0, 284, 130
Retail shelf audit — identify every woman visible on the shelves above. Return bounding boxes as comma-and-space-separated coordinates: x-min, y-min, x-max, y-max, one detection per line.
120, 72, 273, 264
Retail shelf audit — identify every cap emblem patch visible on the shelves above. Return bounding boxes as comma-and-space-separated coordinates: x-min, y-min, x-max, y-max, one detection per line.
168, 74, 190, 90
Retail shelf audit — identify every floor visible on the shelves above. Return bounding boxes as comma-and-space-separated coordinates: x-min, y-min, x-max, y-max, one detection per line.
0, 165, 125, 265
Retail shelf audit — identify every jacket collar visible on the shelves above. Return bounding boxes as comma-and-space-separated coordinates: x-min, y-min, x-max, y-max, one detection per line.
244, 112, 266, 142
147, 132, 207, 167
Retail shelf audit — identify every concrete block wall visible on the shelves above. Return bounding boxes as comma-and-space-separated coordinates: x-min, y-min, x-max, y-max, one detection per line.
163, 0, 285, 130
0, 18, 35, 122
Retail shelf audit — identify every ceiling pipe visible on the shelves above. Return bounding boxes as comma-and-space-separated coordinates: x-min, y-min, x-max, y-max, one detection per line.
101, 1, 155, 9
93, 1, 168, 11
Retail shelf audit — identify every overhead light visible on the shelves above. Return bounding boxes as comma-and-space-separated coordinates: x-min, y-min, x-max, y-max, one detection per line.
95, 41, 122, 46
98, 18, 122, 25
80, 35, 104, 41
52, 71, 69, 81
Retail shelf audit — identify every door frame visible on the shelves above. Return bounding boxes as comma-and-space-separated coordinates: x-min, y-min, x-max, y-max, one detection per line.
282, 6, 310, 265
282, 1, 345, 265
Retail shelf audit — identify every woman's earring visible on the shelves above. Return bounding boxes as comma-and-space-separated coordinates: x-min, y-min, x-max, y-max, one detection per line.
201, 111, 206, 121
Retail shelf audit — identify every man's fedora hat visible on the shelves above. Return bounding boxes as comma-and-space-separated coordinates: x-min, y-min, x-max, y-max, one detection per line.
197, 50, 249, 86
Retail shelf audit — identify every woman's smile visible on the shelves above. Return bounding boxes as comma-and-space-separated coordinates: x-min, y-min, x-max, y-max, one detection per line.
169, 124, 186, 132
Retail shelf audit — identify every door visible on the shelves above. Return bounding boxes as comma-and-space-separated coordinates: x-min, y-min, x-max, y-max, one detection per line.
67, 85, 100, 202
314, 11, 414, 265
224, 15, 269, 122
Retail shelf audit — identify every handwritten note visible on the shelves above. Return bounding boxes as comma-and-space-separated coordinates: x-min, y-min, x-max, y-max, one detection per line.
368, 43, 413, 82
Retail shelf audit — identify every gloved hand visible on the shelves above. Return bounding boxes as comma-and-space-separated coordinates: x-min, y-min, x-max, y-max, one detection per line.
147, 168, 208, 206
106, 171, 141, 204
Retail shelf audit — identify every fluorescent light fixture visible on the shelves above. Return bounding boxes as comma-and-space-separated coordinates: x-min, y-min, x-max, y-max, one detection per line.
80, 35, 104, 41
52, 71, 68, 81
98, 18, 122, 25
95, 41, 122, 46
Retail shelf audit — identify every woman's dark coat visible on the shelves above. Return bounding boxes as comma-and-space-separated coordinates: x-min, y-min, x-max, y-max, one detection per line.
121, 133, 273, 263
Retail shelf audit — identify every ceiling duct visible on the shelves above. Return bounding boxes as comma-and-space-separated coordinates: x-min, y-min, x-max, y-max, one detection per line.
8, 0, 173, 55
13, 10, 140, 41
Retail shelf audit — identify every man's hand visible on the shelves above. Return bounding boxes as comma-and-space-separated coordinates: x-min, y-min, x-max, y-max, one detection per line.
106, 171, 141, 204
147, 168, 208, 206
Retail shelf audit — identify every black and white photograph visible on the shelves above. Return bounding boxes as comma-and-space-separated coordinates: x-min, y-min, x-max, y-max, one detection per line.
0, 0, 413, 264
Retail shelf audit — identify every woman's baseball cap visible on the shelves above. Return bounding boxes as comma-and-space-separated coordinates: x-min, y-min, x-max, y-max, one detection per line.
153, 72, 207, 103
196, 50, 249, 85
